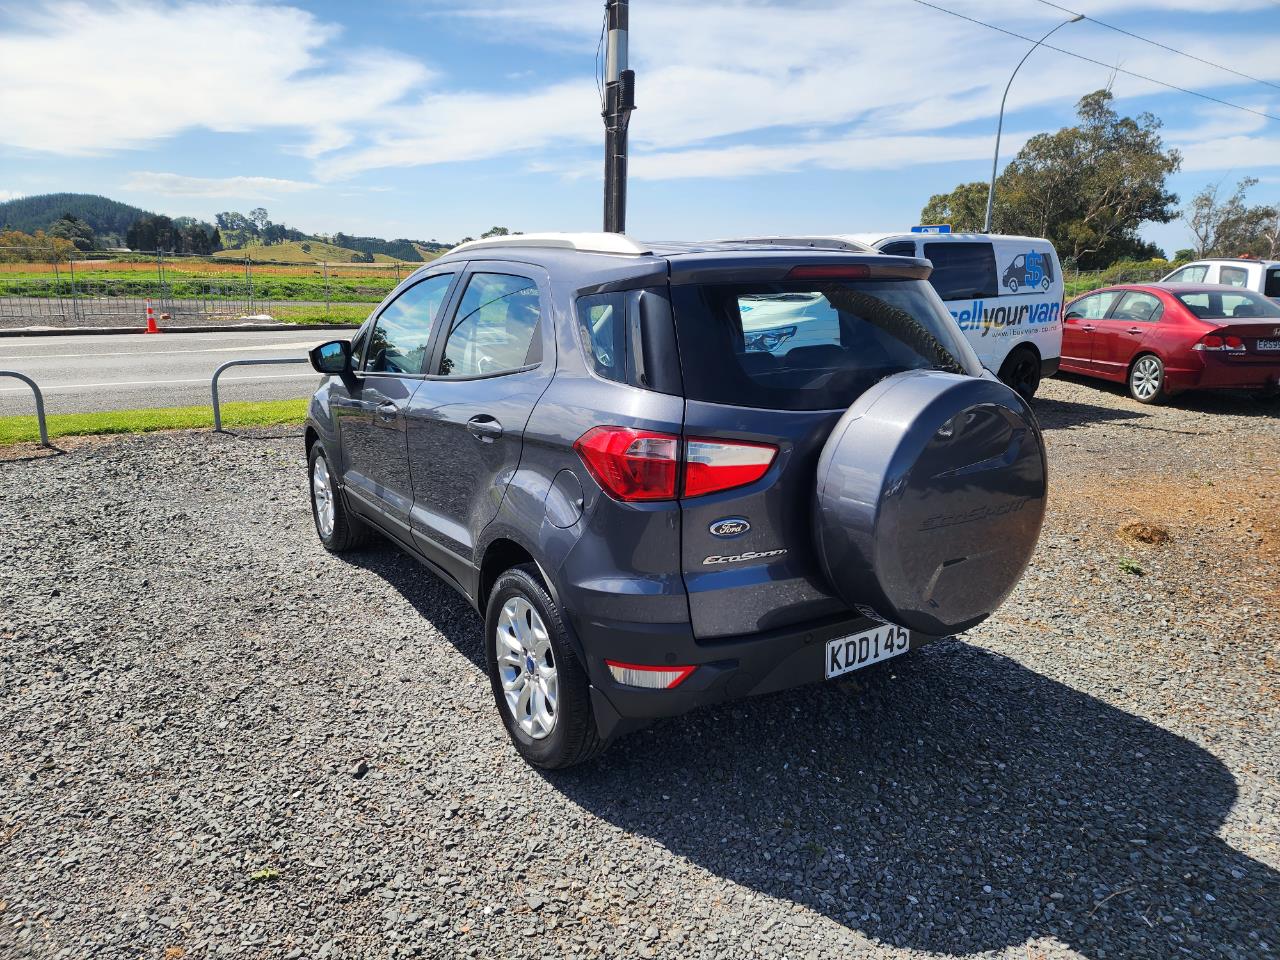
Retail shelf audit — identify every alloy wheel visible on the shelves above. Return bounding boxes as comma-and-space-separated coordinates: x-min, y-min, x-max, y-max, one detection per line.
312, 455, 335, 538
1131, 356, 1162, 401
495, 596, 558, 740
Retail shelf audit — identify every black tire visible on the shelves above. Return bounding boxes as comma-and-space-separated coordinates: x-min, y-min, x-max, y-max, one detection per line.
1006, 277, 1020, 293
485, 564, 605, 769
1128, 353, 1166, 405
998, 346, 1042, 400
308, 443, 372, 552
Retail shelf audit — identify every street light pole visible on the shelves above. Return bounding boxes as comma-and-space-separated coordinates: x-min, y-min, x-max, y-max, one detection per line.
602, 0, 636, 233
983, 13, 1083, 234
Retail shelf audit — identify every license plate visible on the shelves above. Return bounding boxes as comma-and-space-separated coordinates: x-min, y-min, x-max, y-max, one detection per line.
1257, 339, 1280, 351
826, 623, 911, 679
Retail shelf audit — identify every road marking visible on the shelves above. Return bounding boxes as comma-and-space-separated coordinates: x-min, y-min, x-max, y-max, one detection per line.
0, 372, 319, 393
0, 341, 324, 361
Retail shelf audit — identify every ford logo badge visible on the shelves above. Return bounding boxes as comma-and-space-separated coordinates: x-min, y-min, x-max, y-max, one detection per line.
709, 517, 750, 538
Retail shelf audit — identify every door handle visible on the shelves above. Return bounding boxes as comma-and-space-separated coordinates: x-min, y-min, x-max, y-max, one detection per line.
466, 415, 503, 442
1080, 324, 1096, 332
376, 401, 399, 422
1126, 326, 1143, 334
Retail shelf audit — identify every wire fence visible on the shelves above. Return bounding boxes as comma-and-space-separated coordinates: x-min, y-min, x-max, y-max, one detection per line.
0, 247, 410, 328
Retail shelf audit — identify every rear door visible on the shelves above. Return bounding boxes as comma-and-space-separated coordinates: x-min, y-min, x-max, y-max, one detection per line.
668, 271, 983, 639
1094, 290, 1163, 381
405, 263, 555, 580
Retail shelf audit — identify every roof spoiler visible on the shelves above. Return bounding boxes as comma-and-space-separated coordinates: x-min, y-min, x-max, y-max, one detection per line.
717, 236, 877, 254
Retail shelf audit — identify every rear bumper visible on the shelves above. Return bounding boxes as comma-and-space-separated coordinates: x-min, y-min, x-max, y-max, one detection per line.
574, 610, 942, 740
1165, 358, 1280, 394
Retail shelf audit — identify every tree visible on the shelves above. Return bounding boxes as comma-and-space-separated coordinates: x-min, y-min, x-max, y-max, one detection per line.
126, 214, 177, 252
0, 229, 76, 262
920, 183, 989, 233
249, 207, 269, 233
47, 214, 96, 251
925, 90, 1182, 269
1184, 178, 1278, 258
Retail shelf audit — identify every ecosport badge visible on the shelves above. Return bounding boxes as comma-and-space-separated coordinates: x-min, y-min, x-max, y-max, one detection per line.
708, 517, 751, 538
703, 549, 787, 565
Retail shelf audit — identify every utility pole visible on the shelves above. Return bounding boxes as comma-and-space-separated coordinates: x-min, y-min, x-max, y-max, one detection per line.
602, 0, 636, 234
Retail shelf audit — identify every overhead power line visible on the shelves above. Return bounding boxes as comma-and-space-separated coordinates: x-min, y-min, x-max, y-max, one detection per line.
1033, 0, 1280, 92
905, 0, 1280, 123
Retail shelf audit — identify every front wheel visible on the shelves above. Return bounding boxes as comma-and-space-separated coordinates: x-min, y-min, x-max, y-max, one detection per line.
1006, 277, 1020, 293
308, 444, 372, 552
485, 565, 605, 769
998, 347, 1042, 400
1128, 354, 1166, 405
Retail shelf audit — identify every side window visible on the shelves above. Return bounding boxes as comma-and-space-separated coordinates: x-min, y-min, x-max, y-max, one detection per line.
366, 273, 454, 375
350, 320, 372, 370
1266, 269, 1280, 299
1112, 291, 1163, 323
438, 273, 542, 378
1220, 265, 1249, 287
576, 293, 626, 383
880, 241, 917, 258
1167, 265, 1207, 283
923, 242, 998, 300
1066, 291, 1119, 320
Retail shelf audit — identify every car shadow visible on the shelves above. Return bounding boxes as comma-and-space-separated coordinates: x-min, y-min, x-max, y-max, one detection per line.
1047, 372, 1280, 422
1029, 392, 1148, 431
338, 551, 1279, 959
549, 642, 1280, 958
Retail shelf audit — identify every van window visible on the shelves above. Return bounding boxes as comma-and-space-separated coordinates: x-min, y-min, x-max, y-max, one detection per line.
670, 279, 982, 411
922, 242, 998, 300
1165, 265, 1207, 283
880, 241, 917, 258
1220, 265, 1249, 287
1266, 269, 1280, 298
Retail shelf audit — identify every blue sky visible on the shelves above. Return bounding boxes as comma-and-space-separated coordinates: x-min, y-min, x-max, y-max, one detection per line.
1, 0, 1278, 256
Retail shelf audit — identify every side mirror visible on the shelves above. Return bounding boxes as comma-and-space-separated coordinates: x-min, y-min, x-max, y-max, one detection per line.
1065, 310, 1084, 321
310, 340, 351, 375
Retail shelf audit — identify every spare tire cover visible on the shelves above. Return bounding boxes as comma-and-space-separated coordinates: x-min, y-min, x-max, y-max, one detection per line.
814, 370, 1047, 636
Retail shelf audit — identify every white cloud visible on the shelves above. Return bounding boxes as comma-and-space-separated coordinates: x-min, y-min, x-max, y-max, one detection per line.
0, 190, 22, 201
123, 172, 318, 198
0, 1, 427, 156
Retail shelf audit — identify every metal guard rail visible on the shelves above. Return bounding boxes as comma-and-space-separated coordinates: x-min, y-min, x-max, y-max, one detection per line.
0, 371, 50, 447
210, 357, 311, 432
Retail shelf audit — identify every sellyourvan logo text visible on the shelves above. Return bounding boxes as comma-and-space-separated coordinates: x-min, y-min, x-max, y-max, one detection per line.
949, 299, 1061, 337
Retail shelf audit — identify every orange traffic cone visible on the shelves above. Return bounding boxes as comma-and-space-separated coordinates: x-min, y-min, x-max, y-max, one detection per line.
145, 299, 160, 334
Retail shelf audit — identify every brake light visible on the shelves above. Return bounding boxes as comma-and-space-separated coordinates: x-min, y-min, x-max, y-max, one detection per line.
606, 660, 696, 689
684, 437, 777, 497
787, 264, 871, 280
574, 428, 779, 501
1194, 333, 1246, 352
574, 427, 679, 501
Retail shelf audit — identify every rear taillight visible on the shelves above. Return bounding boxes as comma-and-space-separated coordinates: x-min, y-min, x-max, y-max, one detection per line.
1194, 333, 1245, 352
574, 427, 778, 502
684, 437, 777, 497
787, 264, 871, 280
574, 427, 679, 501
606, 660, 696, 689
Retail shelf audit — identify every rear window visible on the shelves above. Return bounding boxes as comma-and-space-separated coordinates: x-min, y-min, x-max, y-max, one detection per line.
670, 279, 981, 411
923, 242, 998, 300
1266, 269, 1280, 298
1177, 290, 1280, 320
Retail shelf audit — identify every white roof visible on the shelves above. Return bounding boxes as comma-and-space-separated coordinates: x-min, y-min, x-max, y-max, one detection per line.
1179, 257, 1280, 267
844, 231, 1053, 246
719, 235, 876, 253
449, 232, 651, 256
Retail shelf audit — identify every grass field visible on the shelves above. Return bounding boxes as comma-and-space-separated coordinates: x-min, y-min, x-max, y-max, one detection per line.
0, 271, 401, 303
0, 398, 308, 447
211, 240, 407, 264
273, 303, 372, 325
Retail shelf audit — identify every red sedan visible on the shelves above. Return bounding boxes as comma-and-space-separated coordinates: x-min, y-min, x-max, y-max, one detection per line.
1060, 283, 1280, 404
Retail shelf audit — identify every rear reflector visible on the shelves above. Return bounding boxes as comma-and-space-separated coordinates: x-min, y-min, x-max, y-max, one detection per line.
786, 264, 871, 281
684, 437, 777, 497
606, 660, 696, 689
574, 426, 679, 501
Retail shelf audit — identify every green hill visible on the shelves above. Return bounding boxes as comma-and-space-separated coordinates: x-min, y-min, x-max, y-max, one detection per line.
211, 239, 406, 263
0, 193, 152, 238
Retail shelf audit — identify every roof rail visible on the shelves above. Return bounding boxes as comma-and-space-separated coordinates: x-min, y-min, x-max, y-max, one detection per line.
449, 232, 652, 257
719, 235, 877, 253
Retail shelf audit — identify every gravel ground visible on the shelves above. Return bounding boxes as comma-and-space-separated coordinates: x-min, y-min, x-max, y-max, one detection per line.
1, 375, 1277, 960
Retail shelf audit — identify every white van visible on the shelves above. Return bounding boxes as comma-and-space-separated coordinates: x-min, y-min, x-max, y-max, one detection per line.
1161, 258, 1280, 301
846, 232, 1064, 398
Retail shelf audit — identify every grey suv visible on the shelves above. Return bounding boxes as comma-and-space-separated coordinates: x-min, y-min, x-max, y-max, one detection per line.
304, 234, 1048, 768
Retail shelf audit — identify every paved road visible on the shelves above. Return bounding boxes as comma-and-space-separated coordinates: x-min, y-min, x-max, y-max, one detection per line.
0, 330, 335, 415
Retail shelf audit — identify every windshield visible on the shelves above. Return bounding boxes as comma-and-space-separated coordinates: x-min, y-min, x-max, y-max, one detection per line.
670, 278, 981, 411
1177, 290, 1280, 320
